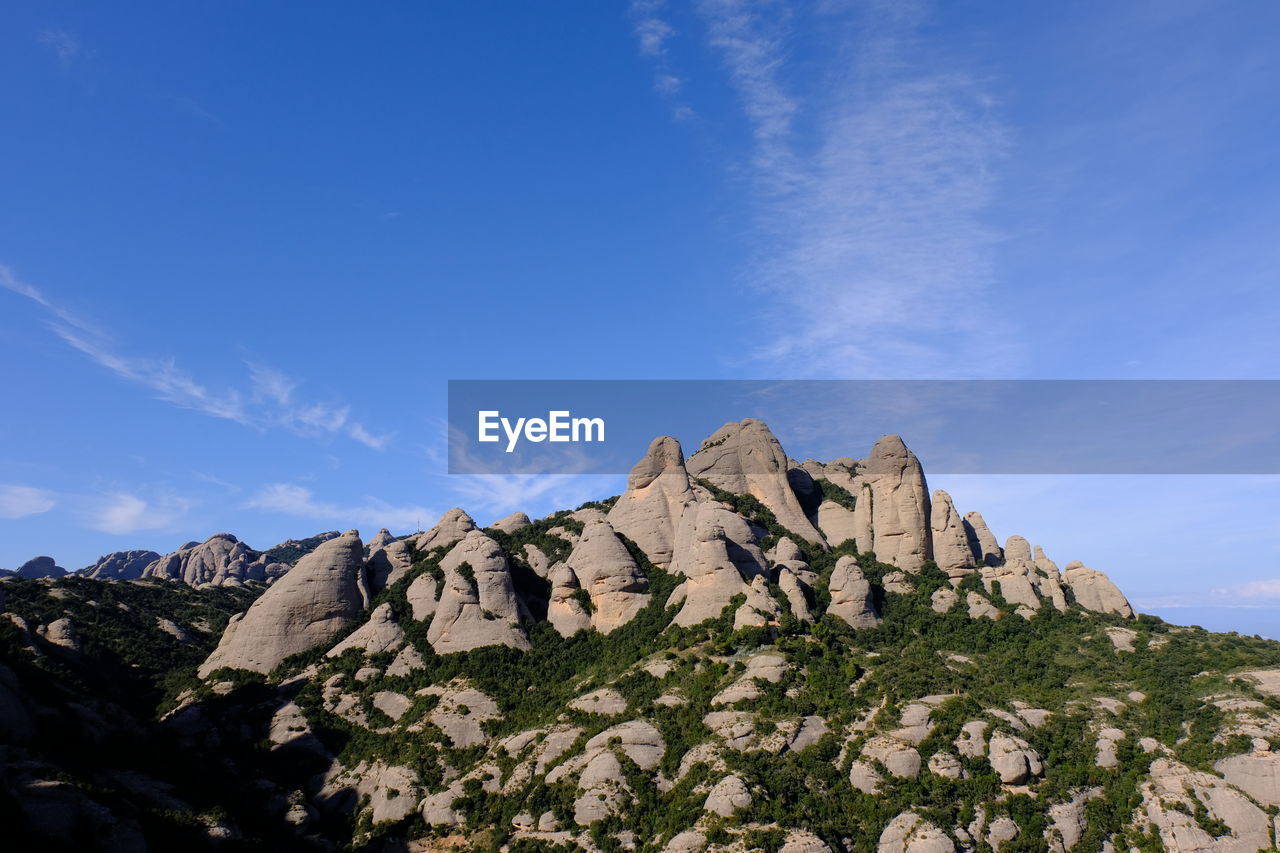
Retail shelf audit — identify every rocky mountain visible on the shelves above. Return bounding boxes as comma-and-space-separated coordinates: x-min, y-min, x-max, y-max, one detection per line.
80, 549, 163, 581
74, 532, 340, 587
0, 555, 69, 579
2, 420, 1279, 853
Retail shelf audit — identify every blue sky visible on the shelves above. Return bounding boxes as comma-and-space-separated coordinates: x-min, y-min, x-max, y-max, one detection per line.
2, 1, 1278, 637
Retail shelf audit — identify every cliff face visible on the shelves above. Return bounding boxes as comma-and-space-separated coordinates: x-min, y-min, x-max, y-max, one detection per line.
197, 531, 369, 677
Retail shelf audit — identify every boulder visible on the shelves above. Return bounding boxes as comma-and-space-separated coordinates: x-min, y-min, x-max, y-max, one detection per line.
849, 761, 882, 793
39, 617, 80, 651
568, 688, 627, 716
411, 508, 477, 553
962, 512, 1002, 566
879, 812, 954, 853
669, 504, 755, 627
987, 817, 1019, 850
1095, 728, 1125, 768
966, 592, 999, 620
779, 830, 833, 853
547, 561, 593, 636
607, 436, 698, 565
931, 587, 959, 614
367, 539, 413, 591
734, 575, 781, 629
982, 564, 1041, 613
198, 531, 369, 676
788, 715, 829, 752
704, 774, 752, 817
849, 436, 932, 571
323, 760, 419, 825
988, 732, 1043, 784
326, 602, 405, 658
771, 537, 805, 563
562, 519, 650, 632
828, 556, 880, 628
491, 512, 531, 533
386, 644, 425, 677
155, 617, 191, 642
777, 565, 814, 622
882, 571, 914, 595
574, 751, 627, 825
686, 419, 824, 545
955, 720, 988, 758
1045, 788, 1102, 852
523, 544, 552, 578
930, 491, 975, 577
927, 752, 964, 779
427, 531, 530, 653
365, 529, 395, 552
1032, 547, 1070, 612
863, 735, 921, 778
1062, 562, 1134, 618
1004, 536, 1032, 564
424, 684, 501, 747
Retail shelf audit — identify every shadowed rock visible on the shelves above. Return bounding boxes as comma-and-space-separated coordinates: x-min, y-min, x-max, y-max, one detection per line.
15, 556, 68, 579
963, 512, 1002, 567
931, 491, 975, 578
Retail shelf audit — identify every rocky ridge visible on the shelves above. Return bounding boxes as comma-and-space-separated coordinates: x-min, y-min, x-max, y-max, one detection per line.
4, 419, 1274, 853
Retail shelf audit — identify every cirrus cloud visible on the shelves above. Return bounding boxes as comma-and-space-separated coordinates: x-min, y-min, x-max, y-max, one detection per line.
0, 485, 57, 519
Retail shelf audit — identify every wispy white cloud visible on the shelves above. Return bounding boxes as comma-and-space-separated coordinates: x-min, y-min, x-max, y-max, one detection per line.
348, 423, 394, 450
191, 471, 241, 493
38, 29, 80, 64
156, 94, 223, 126
689, 0, 1011, 376
628, 0, 696, 120
51, 320, 250, 422
246, 483, 436, 534
1, 265, 391, 448
697, 0, 798, 182
89, 492, 189, 535
421, 417, 621, 524
447, 474, 620, 523
1213, 578, 1280, 602
633, 9, 675, 57
654, 73, 683, 96
1136, 579, 1280, 610
0, 485, 57, 519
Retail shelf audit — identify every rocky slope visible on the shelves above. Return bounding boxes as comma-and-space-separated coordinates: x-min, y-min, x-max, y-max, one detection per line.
2, 420, 1278, 853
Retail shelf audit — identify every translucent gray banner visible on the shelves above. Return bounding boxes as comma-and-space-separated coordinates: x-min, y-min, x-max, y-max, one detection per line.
447, 380, 1280, 475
